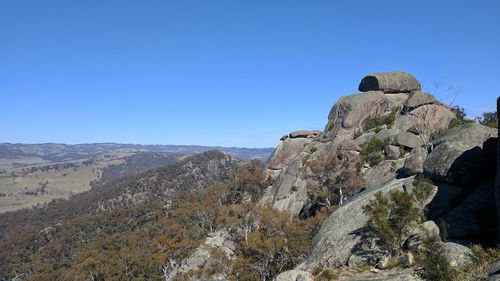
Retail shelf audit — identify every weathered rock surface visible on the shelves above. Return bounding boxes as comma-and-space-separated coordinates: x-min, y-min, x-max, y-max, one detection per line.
363, 159, 405, 189
324, 91, 389, 140
393, 131, 424, 148
404, 220, 440, 251
358, 72, 421, 93
405, 91, 436, 108
406, 104, 456, 139
266, 138, 310, 172
341, 269, 424, 281
304, 177, 415, 269
339, 139, 362, 152
440, 242, 474, 267
169, 230, 235, 280
385, 93, 410, 108
384, 145, 400, 159
375, 127, 399, 142
260, 153, 310, 216
401, 147, 427, 176
275, 270, 313, 281
424, 123, 497, 186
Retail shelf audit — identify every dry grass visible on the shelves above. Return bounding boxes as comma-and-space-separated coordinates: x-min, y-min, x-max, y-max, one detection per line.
0, 153, 130, 213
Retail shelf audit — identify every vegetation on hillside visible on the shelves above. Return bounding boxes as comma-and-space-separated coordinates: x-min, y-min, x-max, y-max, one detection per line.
0, 151, 327, 281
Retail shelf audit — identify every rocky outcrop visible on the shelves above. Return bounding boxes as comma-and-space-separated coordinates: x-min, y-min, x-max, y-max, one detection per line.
424, 123, 497, 186
358, 72, 421, 93
259, 72, 497, 277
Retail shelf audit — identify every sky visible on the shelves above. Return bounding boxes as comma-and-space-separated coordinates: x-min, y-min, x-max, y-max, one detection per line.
1, 0, 499, 148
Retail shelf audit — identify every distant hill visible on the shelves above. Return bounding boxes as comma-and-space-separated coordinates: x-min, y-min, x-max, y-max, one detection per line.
0, 143, 273, 213
0, 143, 274, 163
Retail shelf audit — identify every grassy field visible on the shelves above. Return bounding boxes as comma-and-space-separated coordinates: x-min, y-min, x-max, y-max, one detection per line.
0, 153, 132, 213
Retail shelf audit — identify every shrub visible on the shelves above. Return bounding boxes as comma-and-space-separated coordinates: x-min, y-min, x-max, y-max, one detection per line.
479, 111, 498, 128
417, 237, 462, 281
363, 108, 399, 131
314, 268, 337, 281
412, 174, 435, 207
448, 118, 473, 129
418, 242, 500, 281
360, 138, 387, 166
363, 190, 421, 253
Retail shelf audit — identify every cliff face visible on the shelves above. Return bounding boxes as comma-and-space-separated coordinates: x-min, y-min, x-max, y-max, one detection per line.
260, 72, 499, 270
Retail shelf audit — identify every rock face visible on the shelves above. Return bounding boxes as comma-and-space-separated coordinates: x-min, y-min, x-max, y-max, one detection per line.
265, 137, 311, 173
324, 91, 390, 140
358, 72, 421, 93
424, 123, 497, 186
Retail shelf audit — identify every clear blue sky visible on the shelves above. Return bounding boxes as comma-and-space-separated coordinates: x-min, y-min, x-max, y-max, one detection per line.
1, 0, 499, 148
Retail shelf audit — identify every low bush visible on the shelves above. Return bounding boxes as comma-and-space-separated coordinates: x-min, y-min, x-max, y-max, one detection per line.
363, 108, 399, 131
360, 138, 387, 166
363, 190, 420, 253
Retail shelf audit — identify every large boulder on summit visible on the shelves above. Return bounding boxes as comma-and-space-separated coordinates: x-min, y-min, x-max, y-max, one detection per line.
358, 72, 421, 93
423, 123, 497, 186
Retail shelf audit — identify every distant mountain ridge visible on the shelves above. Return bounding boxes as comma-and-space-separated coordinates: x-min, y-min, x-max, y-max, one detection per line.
0, 142, 274, 162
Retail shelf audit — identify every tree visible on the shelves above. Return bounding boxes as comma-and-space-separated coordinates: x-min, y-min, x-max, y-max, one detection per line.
478, 111, 498, 128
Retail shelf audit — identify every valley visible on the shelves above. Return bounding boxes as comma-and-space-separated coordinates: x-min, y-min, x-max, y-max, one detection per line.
0, 143, 272, 213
